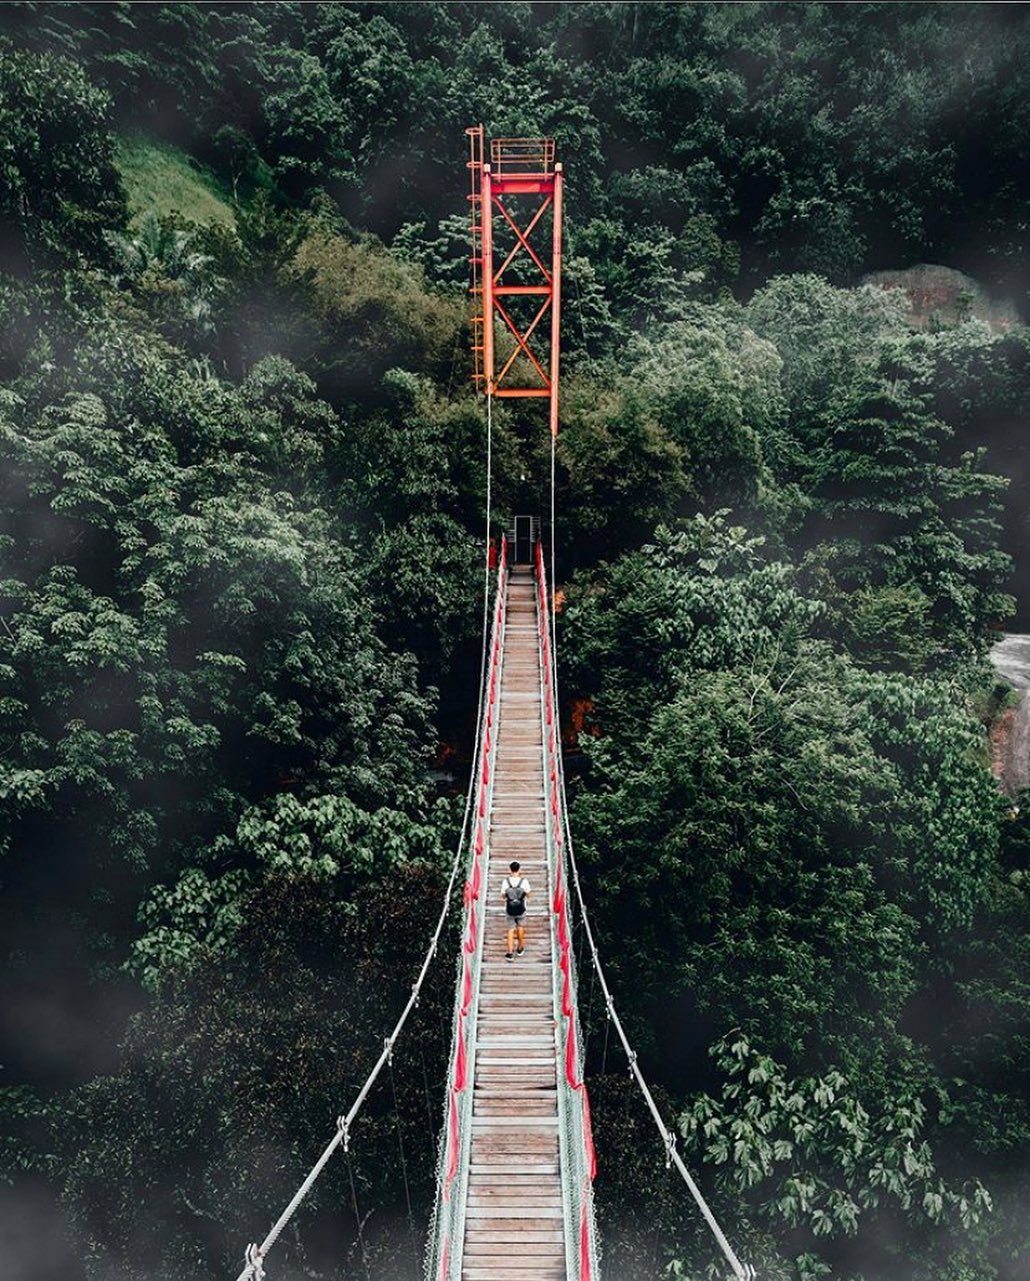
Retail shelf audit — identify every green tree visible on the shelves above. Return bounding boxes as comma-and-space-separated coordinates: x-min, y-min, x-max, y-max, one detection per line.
562, 515, 821, 738
746, 276, 909, 431
565, 516, 1001, 1051
0, 43, 127, 270
60, 863, 454, 1281
572, 652, 920, 1057
554, 375, 689, 565
208, 124, 267, 204
804, 370, 1013, 661
291, 229, 463, 400
0, 332, 434, 922
628, 305, 784, 507
258, 45, 352, 196
678, 1035, 992, 1280
130, 790, 451, 989
105, 211, 226, 342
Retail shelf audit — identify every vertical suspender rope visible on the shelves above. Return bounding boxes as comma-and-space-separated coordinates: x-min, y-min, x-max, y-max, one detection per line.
344, 1140, 372, 1281
417, 1041, 438, 1161
386, 1046, 419, 1278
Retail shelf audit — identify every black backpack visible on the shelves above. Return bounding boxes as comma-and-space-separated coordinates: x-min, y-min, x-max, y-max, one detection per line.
504, 877, 527, 917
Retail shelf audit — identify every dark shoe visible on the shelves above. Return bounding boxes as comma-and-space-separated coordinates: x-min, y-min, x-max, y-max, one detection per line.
516, 946, 525, 956
505, 952, 514, 962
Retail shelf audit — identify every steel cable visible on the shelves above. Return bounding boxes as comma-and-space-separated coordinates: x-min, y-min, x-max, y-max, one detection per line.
386, 1047, 419, 1278
417, 1039, 437, 1163
344, 1140, 372, 1281
544, 428, 754, 1281
231, 401, 498, 1281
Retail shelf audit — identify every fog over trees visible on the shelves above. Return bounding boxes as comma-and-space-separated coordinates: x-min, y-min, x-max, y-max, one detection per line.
0, 5, 1027, 1280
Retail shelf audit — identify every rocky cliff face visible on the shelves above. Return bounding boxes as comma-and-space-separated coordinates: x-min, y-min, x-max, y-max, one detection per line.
990, 634, 1030, 796
862, 263, 1020, 332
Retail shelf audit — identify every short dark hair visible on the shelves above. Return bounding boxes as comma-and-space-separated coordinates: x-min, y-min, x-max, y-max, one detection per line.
509, 860, 521, 872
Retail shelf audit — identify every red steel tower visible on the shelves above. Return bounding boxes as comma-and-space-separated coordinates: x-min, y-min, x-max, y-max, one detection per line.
466, 126, 563, 436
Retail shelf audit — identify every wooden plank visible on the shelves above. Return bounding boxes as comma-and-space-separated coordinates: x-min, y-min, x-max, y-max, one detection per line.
466, 1234, 563, 1245
454, 574, 568, 1281
467, 1194, 563, 1206
469, 1162, 560, 1173
463, 1271, 565, 1281
465, 1244, 564, 1256
465, 1267, 565, 1274
467, 1180, 563, 1189
465, 1245, 564, 1257
465, 1241, 563, 1253
466, 1206, 563, 1220
476, 1034, 554, 1044
467, 1219, 563, 1230
463, 1269, 565, 1281
474, 1069, 555, 1080
474, 1103, 556, 1118
467, 1176, 561, 1188
472, 1119, 558, 1132
478, 993, 552, 1003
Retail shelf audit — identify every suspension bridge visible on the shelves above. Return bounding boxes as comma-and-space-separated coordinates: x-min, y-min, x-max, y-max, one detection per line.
231, 132, 755, 1281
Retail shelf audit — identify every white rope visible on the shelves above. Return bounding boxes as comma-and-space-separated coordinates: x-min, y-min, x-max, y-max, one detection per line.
550, 427, 557, 699
543, 471, 754, 1281
478, 389, 493, 719
232, 400, 499, 1281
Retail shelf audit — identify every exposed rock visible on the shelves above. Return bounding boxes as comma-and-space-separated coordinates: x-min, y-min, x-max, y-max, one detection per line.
862, 263, 1019, 333
989, 634, 1030, 795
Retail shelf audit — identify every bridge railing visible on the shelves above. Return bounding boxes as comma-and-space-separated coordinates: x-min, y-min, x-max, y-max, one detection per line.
535, 540, 600, 1281
426, 535, 508, 1281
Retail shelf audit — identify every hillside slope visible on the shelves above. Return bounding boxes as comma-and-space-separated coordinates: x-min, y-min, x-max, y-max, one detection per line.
115, 134, 234, 226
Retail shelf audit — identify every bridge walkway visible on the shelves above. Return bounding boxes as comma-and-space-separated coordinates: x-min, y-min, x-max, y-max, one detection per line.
462, 564, 566, 1281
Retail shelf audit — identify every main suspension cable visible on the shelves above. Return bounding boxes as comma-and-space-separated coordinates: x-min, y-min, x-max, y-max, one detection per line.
232, 398, 498, 1281
544, 439, 754, 1281
478, 388, 493, 725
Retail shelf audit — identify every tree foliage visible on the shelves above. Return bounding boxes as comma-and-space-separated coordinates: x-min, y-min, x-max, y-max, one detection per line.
61, 866, 454, 1281
0, 8, 1027, 1281
0, 42, 127, 272
679, 1035, 992, 1279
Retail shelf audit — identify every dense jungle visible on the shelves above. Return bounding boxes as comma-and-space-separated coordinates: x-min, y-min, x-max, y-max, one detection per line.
0, 4, 1028, 1280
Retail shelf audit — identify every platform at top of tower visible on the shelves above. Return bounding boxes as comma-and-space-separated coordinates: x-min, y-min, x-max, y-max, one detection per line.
489, 137, 555, 176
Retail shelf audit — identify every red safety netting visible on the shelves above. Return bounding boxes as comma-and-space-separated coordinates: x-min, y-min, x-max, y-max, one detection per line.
444, 1091, 460, 1191
581, 1083, 597, 1181
453, 1027, 468, 1092
534, 537, 597, 1281
441, 536, 508, 1205
580, 1195, 593, 1281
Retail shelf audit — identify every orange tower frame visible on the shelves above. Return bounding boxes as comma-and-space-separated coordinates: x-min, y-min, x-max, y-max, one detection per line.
466, 126, 563, 435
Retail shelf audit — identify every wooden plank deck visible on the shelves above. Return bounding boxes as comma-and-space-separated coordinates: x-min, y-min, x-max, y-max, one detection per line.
462, 565, 567, 1281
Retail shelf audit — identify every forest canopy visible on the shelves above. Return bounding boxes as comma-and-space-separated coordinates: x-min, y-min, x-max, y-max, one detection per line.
0, 5, 1027, 1281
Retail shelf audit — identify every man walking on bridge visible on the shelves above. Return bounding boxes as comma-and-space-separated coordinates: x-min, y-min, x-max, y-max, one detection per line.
501, 860, 530, 961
